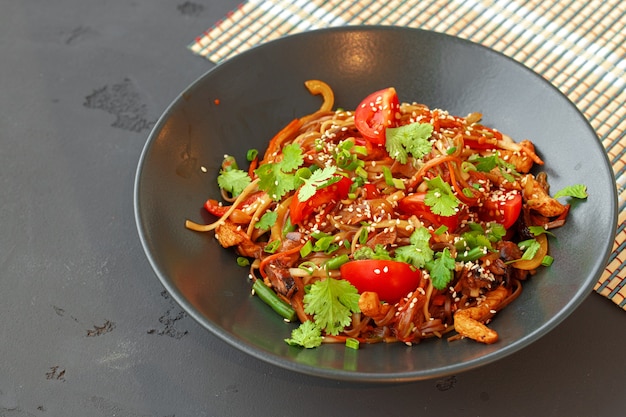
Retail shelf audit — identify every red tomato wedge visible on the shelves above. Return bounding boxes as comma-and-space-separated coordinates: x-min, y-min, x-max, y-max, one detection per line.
479, 191, 522, 229
340, 259, 422, 304
397, 192, 460, 232
354, 88, 400, 145
290, 176, 352, 225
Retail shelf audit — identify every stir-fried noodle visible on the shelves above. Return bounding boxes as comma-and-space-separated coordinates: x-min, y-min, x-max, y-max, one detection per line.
187, 80, 577, 348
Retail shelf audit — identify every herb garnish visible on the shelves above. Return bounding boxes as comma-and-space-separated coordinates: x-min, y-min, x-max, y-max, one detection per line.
385, 122, 433, 163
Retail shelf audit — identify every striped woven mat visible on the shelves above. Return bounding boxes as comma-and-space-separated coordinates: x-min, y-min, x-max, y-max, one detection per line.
189, 0, 626, 309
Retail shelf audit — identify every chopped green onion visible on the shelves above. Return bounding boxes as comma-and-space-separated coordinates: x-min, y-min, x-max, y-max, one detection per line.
345, 337, 360, 350
338, 140, 354, 151
434, 225, 448, 235
221, 155, 239, 172
295, 167, 312, 180
246, 148, 258, 162
461, 161, 477, 173
462, 187, 476, 198
393, 178, 405, 189
298, 261, 318, 274
282, 217, 295, 235
355, 166, 368, 179
313, 236, 335, 252
541, 255, 554, 267
325, 254, 350, 270
311, 230, 329, 239
264, 240, 281, 254
300, 240, 313, 258
252, 280, 296, 321
358, 227, 369, 245
446, 146, 457, 155
353, 176, 366, 188
353, 145, 368, 156
326, 244, 341, 254
345, 158, 365, 171
236, 257, 250, 267
382, 166, 394, 186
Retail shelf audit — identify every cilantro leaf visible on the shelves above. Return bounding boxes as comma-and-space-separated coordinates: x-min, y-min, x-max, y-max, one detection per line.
353, 244, 392, 260
254, 143, 305, 200
297, 166, 338, 202
473, 154, 497, 172
303, 278, 360, 336
255, 163, 299, 200
217, 169, 251, 197
255, 210, 277, 230
385, 122, 433, 164
280, 143, 305, 171
472, 152, 519, 182
518, 239, 540, 260
284, 321, 323, 348
394, 227, 434, 268
485, 222, 506, 242
426, 248, 456, 290
553, 184, 588, 199
528, 225, 555, 237
423, 175, 460, 216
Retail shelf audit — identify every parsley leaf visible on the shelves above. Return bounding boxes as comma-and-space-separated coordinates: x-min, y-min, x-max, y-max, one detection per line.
553, 184, 588, 199
426, 248, 456, 290
217, 169, 251, 197
423, 175, 460, 216
254, 143, 305, 200
297, 166, 339, 202
284, 321, 323, 348
385, 122, 433, 164
394, 227, 434, 268
303, 278, 360, 336
255, 211, 277, 230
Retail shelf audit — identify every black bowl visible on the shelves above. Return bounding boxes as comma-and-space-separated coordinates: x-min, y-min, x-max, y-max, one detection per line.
134, 27, 617, 382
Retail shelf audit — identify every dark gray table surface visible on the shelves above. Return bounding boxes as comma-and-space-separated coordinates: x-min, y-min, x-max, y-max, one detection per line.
1, 1, 624, 416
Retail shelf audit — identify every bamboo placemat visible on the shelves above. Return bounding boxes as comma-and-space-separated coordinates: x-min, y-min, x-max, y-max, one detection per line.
189, 0, 626, 309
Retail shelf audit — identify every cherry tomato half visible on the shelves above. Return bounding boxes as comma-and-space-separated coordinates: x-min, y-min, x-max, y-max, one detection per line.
354, 88, 400, 145
479, 191, 522, 229
397, 192, 460, 232
340, 259, 422, 304
290, 176, 352, 225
